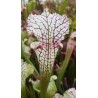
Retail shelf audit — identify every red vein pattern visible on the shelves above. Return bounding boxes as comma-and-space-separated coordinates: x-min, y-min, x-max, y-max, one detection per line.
27, 8, 69, 74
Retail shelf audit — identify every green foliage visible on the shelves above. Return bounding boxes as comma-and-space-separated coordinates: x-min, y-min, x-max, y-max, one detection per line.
22, 1, 36, 20
46, 75, 57, 98
27, 1, 36, 15
21, 0, 76, 98
33, 80, 41, 93
21, 60, 34, 98
21, 40, 39, 74
56, 40, 75, 92
21, 31, 28, 40
40, 72, 51, 98
59, 0, 69, 15
32, 75, 57, 98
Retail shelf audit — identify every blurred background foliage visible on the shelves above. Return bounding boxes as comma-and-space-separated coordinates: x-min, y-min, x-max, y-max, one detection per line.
21, 0, 76, 32
21, 0, 76, 98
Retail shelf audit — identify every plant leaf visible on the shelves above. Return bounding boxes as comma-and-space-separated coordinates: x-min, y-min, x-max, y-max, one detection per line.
27, 8, 69, 98
21, 59, 34, 98
21, 40, 39, 74
33, 75, 57, 98
27, 8, 69, 73
56, 39, 76, 91
21, 59, 34, 88
46, 75, 57, 98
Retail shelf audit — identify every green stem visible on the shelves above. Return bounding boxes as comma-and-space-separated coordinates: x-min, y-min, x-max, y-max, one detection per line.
40, 72, 51, 98
56, 47, 74, 91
